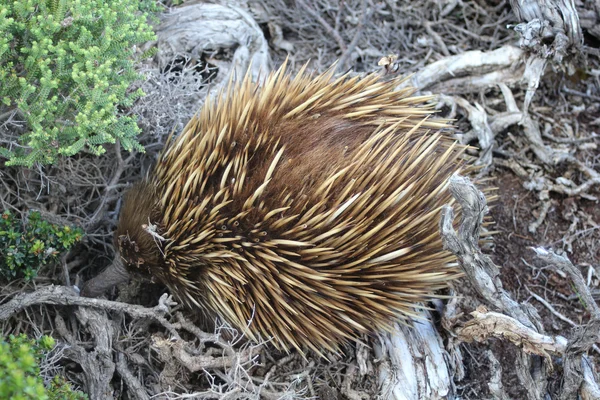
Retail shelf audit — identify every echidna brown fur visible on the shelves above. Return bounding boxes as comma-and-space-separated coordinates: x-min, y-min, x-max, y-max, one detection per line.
113, 61, 470, 355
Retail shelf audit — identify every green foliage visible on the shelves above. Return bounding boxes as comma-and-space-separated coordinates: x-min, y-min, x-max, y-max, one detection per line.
0, 0, 158, 166
0, 334, 87, 400
0, 210, 83, 281
46, 375, 88, 400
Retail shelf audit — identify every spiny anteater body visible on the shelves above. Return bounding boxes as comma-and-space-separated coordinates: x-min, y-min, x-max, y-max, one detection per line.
112, 62, 470, 354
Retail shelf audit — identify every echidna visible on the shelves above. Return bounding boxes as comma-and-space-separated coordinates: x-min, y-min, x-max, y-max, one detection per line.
83, 61, 471, 355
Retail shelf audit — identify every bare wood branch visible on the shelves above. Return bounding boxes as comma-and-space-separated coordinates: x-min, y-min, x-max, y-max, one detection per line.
441, 175, 600, 399
0, 286, 178, 335
458, 309, 568, 359
296, 0, 347, 53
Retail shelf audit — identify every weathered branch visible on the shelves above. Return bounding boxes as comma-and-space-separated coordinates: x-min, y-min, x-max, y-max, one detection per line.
441, 175, 600, 399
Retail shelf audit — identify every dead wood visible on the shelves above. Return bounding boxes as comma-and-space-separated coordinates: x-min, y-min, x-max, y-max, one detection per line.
441, 175, 600, 399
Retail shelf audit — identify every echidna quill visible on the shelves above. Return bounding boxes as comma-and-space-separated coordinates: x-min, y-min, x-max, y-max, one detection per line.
82, 61, 474, 355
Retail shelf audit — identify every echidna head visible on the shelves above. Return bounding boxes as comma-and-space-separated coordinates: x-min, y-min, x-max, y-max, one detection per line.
113, 181, 165, 282
80, 181, 178, 298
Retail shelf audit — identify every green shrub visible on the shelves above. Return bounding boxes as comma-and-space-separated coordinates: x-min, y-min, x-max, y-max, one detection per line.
0, 0, 158, 167
46, 375, 88, 400
0, 334, 87, 400
0, 210, 83, 281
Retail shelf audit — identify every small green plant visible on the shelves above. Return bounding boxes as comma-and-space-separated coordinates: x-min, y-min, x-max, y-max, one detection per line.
46, 376, 88, 400
0, 334, 87, 400
0, 0, 158, 166
0, 210, 83, 281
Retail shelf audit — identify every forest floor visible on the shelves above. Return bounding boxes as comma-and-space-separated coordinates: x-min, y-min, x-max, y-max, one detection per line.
1, 0, 599, 399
